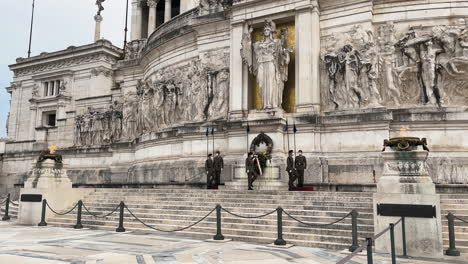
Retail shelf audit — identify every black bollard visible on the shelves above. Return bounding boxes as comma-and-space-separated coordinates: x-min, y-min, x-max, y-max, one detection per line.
348, 210, 359, 252
38, 199, 47, 226
2, 194, 11, 221
115, 201, 126, 232
274, 207, 287, 246
74, 200, 83, 229
366, 237, 373, 264
401, 217, 407, 258
213, 205, 224, 240
390, 223, 396, 264
446, 213, 461, 256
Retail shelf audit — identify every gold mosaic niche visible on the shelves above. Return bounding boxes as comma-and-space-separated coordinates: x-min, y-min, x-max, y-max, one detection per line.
249, 21, 296, 113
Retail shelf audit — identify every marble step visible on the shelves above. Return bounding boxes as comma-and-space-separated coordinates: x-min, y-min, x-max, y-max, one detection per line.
47, 219, 370, 247
49, 216, 373, 238
49, 212, 374, 229
46, 221, 359, 250
88, 189, 374, 195
73, 206, 373, 219
85, 196, 373, 203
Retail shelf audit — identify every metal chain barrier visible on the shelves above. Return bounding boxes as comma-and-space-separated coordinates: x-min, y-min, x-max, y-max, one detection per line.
82, 202, 120, 218
10, 201, 18, 206
336, 217, 403, 264
454, 215, 468, 224
125, 204, 215, 232
221, 207, 277, 219
46, 201, 79, 216
0, 198, 7, 205
284, 210, 351, 228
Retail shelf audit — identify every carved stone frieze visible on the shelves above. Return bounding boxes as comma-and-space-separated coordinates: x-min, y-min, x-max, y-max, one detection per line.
124, 39, 147, 60
199, 0, 233, 15
74, 101, 123, 146
13, 55, 117, 77
119, 49, 230, 142
91, 66, 113, 77
322, 20, 468, 110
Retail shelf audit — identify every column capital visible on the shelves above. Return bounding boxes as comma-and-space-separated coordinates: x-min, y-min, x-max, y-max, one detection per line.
147, 0, 158, 8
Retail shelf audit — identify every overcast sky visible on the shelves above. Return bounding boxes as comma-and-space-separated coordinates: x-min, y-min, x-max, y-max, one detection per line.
0, 0, 127, 137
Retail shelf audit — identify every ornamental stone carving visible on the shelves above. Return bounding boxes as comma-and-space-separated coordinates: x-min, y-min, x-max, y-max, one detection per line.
241, 20, 293, 110
74, 102, 123, 146
322, 20, 468, 109
199, 0, 233, 15
125, 39, 147, 60
118, 49, 230, 141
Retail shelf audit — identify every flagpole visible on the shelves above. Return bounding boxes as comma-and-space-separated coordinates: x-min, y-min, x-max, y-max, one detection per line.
293, 123, 297, 157
206, 128, 209, 157
27, 0, 36, 58
286, 119, 290, 153
212, 127, 215, 155
246, 121, 250, 154
123, 0, 129, 57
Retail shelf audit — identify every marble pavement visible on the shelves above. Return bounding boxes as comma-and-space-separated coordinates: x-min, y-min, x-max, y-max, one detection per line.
0, 222, 466, 264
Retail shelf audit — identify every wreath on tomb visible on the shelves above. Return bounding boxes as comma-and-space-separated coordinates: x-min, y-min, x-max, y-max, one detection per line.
249, 132, 273, 171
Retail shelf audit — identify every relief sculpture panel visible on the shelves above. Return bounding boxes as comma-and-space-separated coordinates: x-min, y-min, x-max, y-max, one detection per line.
322, 20, 468, 110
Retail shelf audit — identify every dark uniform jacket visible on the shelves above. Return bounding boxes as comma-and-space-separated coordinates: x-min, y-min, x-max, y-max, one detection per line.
245, 157, 254, 173
286, 156, 294, 172
295, 155, 307, 170
214, 156, 224, 171
205, 158, 214, 172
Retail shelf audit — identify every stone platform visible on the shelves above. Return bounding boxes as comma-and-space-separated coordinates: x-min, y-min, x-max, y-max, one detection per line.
0, 222, 464, 264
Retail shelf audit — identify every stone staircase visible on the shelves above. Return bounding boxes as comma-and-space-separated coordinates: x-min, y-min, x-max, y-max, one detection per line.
47, 189, 374, 250
441, 193, 468, 254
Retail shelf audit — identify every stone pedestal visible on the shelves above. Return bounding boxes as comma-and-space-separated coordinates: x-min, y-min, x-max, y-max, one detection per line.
224, 165, 288, 190
18, 156, 92, 225
373, 139, 443, 258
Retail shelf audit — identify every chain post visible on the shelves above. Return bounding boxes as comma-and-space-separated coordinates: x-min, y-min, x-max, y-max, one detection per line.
74, 200, 83, 229
446, 213, 460, 256
348, 209, 359, 252
2, 194, 11, 221
390, 223, 396, 264
116, 201, 126, 232
366, 237, 373, 264
274, 207, 287, 246
38, 199, 47, 226
213, 204, 224, 240
401, 217, 407, 257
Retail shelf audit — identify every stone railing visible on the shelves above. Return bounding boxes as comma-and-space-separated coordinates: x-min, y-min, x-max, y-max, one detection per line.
144, 8, 199, 52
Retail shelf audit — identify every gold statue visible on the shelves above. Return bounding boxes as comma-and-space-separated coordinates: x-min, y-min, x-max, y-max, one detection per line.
48, 145, 58, 154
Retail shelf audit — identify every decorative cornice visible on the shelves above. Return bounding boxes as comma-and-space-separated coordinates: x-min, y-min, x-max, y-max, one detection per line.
10, 40, 123, 78
91, 66, 113, 77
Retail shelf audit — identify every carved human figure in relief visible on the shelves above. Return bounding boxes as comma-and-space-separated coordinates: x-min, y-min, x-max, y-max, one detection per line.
241, 20, 293, 109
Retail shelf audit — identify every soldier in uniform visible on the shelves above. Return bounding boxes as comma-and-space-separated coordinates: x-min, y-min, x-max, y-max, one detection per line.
213, 151, 224, 186
246, 152, 256, 190
286, 150, 297, 191
205, 154, 215, 188
295, 150, 307, 187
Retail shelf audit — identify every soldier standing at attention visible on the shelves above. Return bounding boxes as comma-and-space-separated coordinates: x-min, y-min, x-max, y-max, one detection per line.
286, 150, 297, 191
205, 154, 215, 189
246, 152, 255, 190
295, 150, 307, 187
213, 151, 224, 186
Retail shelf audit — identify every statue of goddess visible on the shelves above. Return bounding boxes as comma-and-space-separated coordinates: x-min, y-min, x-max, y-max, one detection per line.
241, 20, 293, 109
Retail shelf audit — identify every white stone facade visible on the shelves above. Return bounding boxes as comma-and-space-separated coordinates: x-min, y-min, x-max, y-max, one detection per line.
2, 0, 468, 193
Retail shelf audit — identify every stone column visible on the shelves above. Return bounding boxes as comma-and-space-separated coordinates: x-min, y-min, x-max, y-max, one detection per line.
131, 0, 142, 40
164, 0, 172, 22
147, 0, 158, 35
229, 22, 246, 119
94, 15, 103, 42
295, 6, 320, 113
